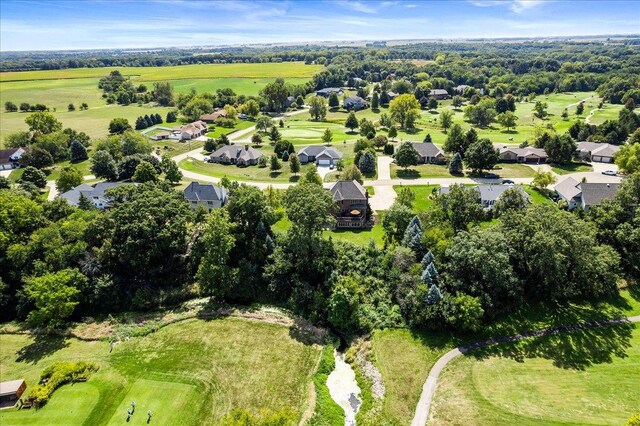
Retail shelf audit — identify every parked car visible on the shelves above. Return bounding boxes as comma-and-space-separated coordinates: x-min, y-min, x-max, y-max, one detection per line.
602, 169, 617, 176
484, 173, 500, 179
239, 113, 248, 120
329, 164, 335, 170
502, 179, 515, 185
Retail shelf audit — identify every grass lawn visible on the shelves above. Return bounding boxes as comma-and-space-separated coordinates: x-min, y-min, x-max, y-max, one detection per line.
588, 103, 625, 126
524, 185, 554, 205
0, 317, 321, 425
551, 162, 593, 175
393, 185, 439, 212
430, 324, 640, 425
9, 159, 92, 182
322, 221, 385, 247
490, 162, 535, 178
178, 157, 314, 183
390, 162, 534, 179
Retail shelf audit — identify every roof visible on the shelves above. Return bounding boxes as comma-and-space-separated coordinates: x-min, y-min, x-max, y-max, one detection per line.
343, 96, 366, 104
183, 182, 226, 202
298, 145, 342, 159
0, 380, 25, 397
580, 182, 620, 207
454, 84, 470, 92
316, 87, 343, 94
429, 89, 449, 96
412, 142, 444, 158
475, 184, 528, 202
554, 177, 582, 200
200, 111, 226, 121
576, 142, 620, 158
210, 144, 262, 161
330, 180, 367, 201
499, 146, 547, 158
59, 182, 135, 206
0, 148, 22, 164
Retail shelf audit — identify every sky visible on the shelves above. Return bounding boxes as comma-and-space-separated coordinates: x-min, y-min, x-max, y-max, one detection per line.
1, 0, 639, 51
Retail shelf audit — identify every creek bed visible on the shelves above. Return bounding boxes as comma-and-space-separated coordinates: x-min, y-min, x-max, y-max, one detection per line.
326, 350, 362, 426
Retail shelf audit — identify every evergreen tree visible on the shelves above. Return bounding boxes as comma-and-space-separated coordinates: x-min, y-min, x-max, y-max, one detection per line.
423, 133, 432, 143
135, 116, 146, 130
426, 262, 439, 284
166, 111, 177, 123
371, 92, 380, 109
421, 251, 435, 268
281, 150, 289, 162
69, 140, 88, 162
289, 153, 301, 175
425, 284, 442, 305
154, 113, 163, 124
402, 216, 423, 256
358, 151, 376, 174
449, 152, 463, 174
421, 268, 433, 285
328, 92, 340, 108
269, 126, 281, 143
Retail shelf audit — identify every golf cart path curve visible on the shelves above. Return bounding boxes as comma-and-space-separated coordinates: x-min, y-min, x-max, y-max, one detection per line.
411, 315, 640, 426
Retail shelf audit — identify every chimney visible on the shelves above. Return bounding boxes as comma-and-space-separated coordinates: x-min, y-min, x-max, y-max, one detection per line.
245, 144, 249, 151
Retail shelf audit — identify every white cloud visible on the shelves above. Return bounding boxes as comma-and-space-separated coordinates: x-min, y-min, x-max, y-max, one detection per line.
467, 0, 550, 13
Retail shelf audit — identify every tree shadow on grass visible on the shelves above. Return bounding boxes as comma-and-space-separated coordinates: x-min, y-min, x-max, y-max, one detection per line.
467, 321, 634, 370
16, 333, 70, 365
288, 175, 300, 183
289, 317, 331, 346
396, 169, 421, 179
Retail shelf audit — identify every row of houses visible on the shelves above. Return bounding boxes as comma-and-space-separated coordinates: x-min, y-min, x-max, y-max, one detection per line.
207, 144, 343, 167
57, 179, 369, 228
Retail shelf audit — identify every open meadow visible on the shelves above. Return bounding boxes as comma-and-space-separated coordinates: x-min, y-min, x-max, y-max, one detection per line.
0, 62, 320, 141
0, 317, 321, 426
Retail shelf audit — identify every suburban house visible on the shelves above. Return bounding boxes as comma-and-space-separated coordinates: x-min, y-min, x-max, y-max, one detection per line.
59, 182, 136, 209
412, 142, 446, 164
183, 182, 227, 211
330, 180, 369, 228
297, 146, 342, 166
209, 144, 262, 166
554, 177, 620, 210
440, 184, 529, 210
499, 146, 548, 163
576, 142, 620, 163
0, 379, 27, 408
315, 87, 344, 98
285, 96, 297, 108
428, 89, 450, 100
386, 91, 399, 101
454, 84, 470, 93
343, 96, 368, 111
0, 148, 25, 170
200, 109, 227, 123
156, 120, 208, 141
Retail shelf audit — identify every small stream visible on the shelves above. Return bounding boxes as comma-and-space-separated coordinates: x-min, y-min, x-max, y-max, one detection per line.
326, 350, 362, 426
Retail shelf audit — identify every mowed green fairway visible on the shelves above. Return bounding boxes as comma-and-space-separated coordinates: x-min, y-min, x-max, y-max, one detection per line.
0, 317, 321, 425
429, 325, 640, 425
0, 62, 320, 141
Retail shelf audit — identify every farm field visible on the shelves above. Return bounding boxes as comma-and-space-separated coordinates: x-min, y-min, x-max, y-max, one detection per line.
0, 317, 321, 425
429, 325, 640, 425
0, 62, 319, 141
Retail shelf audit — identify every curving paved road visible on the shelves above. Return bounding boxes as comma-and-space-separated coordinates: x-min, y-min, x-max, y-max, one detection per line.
411, 315, 640, 426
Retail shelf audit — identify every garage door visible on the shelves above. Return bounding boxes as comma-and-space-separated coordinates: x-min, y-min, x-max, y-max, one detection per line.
318, 159, 331, 166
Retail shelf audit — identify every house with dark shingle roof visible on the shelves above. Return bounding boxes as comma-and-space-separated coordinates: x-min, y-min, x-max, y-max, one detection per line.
0, 148, 25, 170
440, 184, 529, 210
330, 180, 369, 228
298, 146, 343, 166
183, 182, 227, 211
343, 96, 368, 111
428, 89, 450, 100
315, 87, 344, 98
411, 142, 446, 164
554, 177, 619, 210
209, 144, 263, 166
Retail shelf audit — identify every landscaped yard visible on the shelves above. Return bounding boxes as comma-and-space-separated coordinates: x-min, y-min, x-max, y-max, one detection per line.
0, 317, 321, 425
9, 158, 92, 182
390, 162, 534, 179
551, 162, 593, 175
178, 157, 314, 183
429, 324, 640, 425
393, 185, 439, 212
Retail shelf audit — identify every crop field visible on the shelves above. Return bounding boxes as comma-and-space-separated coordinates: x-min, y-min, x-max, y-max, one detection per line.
0, 317, 321, 425
0, 62, 320, 141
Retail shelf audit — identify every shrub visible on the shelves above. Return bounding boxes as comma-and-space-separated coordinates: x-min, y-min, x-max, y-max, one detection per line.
29, 362, 99, 406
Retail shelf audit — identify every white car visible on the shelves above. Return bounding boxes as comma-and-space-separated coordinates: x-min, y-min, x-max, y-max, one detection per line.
602, 169, 617, 176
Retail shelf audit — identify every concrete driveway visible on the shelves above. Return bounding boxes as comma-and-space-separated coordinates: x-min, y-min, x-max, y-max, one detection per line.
377, 156, 393, 180
369, 185, 396, 211
317, 165, 334, 180
0, 169, 12, 178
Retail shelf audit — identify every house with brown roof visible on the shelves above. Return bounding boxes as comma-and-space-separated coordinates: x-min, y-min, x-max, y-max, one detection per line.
200, 108, 227, 123
0, 148, 25, 170
576, 142, 620, 163
411, 142, 446, 164
169, 120, 208, 140
428, 89, 450, 100
209, 144, 263, 166
330, 180, 369, 228
499, 146, 548, 163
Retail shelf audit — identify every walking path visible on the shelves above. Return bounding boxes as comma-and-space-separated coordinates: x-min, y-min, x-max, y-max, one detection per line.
411, 315, 640, 426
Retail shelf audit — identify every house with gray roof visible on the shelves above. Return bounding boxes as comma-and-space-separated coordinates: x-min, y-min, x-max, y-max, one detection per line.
554, 177, 619, 210
499, 146, 548, 163
298, 146, 343, 166
315, 87, 344, 98
411, 142, 446, 164
428, 89, 450, 100
330, 180, 369, 228
209, 144, 263, 166
440, 184, 529, 210
343, 96, 368, 111
59, 182, 136, 209
183, 182, 227, 211
454, 84, 471, 93
576, 142, 620, 163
